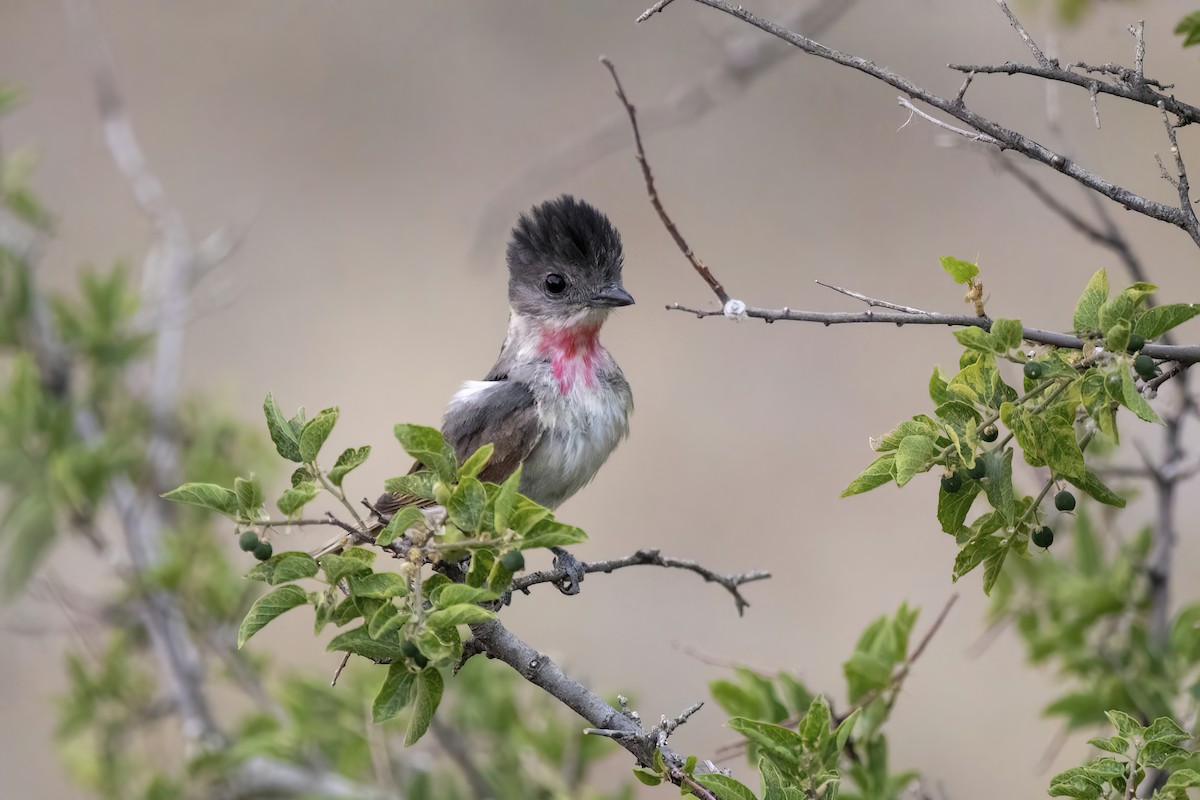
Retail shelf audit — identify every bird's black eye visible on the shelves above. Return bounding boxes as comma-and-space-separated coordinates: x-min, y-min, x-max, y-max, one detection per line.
544, 273, 567, 294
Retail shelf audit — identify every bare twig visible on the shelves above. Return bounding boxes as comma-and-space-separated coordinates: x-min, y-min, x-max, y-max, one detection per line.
815, 280, 933, 315
898, 97, 1000, 145
471, 0, 859, 258
601, 57, 730, 304
1158, 101, 1200, 241
666, 299, 1200, 363
510, 548, 770, 616
994, 0, 1053, 69
637, 0, 678, 23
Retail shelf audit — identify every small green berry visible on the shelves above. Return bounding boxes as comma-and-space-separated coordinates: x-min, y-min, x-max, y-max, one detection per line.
941, 473, 962, 494
252, 541, 273, 561
1024, 361, 1044, 380
966, 461, 987, 480
239, 530, 260, 552
411, 652, 429, 669
400, 641, 420, 659
500, 551, 526, 572
1054, 490, 1076, 512
1032, 526, 1054, 549
1134, 354, 1157, 381
1126, 334, 1145, 353
980, 424, 999, 442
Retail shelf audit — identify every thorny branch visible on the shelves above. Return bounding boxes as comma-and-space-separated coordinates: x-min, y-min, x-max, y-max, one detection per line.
638, 0, 1200, 246
511, 547, 771, 616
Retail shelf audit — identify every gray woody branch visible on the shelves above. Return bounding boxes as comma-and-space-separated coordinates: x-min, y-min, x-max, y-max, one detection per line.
643, 0, 1200, 246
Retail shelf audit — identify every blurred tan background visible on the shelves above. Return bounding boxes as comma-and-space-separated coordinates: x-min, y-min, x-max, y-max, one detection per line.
3, 0, 1200, 797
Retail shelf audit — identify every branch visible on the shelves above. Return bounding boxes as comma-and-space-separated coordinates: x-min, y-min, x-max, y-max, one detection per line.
225, 757, 402, 800
468, 616, 721, 790
602, 56, 729, 304
510, 548, 771, 616
665, 298, 1200, 363
469, 0, 859, 258
641, 0, 1200, 245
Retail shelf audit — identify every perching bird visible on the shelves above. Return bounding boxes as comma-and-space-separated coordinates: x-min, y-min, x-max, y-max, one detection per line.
372, 195, 634, 591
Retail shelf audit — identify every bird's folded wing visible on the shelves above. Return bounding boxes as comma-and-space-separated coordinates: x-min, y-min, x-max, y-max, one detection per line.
370, 380, 542, 521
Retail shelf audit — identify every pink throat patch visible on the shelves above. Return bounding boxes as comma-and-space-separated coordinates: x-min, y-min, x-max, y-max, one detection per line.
538, 322, 602, 395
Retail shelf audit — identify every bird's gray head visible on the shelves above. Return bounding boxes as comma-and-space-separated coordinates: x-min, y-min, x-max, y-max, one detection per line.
506, 195, 633, 321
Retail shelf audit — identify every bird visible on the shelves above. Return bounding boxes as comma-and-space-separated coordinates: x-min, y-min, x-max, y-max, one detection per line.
371, 195, 634, 592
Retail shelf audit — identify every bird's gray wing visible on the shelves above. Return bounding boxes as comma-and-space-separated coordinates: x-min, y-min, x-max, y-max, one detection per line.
371, 380, 542, 519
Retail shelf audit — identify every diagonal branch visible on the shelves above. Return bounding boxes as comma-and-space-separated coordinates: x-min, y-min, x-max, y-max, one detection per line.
641, 0, 1199, 245
510, 548, 771, 616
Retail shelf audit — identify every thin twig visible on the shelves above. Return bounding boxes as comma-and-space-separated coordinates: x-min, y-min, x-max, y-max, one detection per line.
510, 548, 770, 616
601, 57, 730, 304
995, 0, 1053, 68
815, 280, 933, 315
637, 0, 677, 23
897, 97, 1000, 145
665, 300, 1200, 363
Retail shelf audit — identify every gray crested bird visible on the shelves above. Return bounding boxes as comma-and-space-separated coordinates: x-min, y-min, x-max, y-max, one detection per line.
372, 195, 634, 592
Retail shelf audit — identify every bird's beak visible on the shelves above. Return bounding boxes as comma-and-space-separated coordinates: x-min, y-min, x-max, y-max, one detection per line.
589, 284, 635, 308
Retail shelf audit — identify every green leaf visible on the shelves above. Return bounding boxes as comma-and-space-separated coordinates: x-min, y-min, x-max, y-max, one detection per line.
1143, 716, 1189, 745
929, 367, 950, 405
372, 662, 416, 723
447, 477, 487, 532
953, 326, 993, 352
1177, 12, 1200, 47
1118, 370, 1162, 424
458, 444, 494, 479
834, 707, 860, 751
841, 454, 896, 497
519, 518, 588, 550
799, 696, 832, 750
350, 572, 409, 599
1140, 739, 1191, 769
383, 471, 437, 500
492, 465, 522, 532
980, 448, 1016, 525
982, 542, 1008, 594
1134, 303, 1200, 339
1080, 372, 1118, 439
990, 318, 1023, 351
940, 256, 979, 284
393, 424, 457, 482
238, 585, 308, 648
404, 668, 444, 746
319, 552, 375, 585
244, 552, 319, 585
894, 435, 935, 487
276, 482, 319, 517
696, 774, 758, 800
1064, 470, 1126, 508
632, 767, 662, 787
434, 583, 500, 607
376, 506, 424, 547
1105, 320, 1130, 355
299, 407, 339, 462
425, 603, 495, 628
1104, 710, 1140, 738
937, 480, 980, 535
873, 415, 939, 452
161, 483, 238, 519
367, 601, 407, 639
264, 393, 303, 462
328, 446, 370, 487
1163, 769, 1200, 797
727, 717, 805, 768
1086, 736, 1129, 755
953, 533, 1002, 582
327, 624, 406, 661
1074, 269, 1109, 335
234, 475, 264, 521
759, 758, 787, 800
